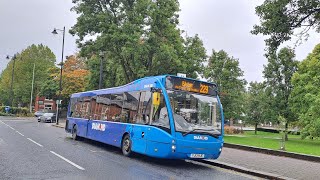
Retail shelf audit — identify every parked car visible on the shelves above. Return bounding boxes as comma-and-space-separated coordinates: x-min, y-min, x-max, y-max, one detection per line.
38, 113, 56, 123
34, 110, 45, 117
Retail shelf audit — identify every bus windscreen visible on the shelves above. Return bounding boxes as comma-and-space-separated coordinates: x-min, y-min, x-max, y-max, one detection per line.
165, 76, 217, 96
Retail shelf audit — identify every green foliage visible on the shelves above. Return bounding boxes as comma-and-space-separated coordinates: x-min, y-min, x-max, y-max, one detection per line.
290, 44, 320, 139
245, 82, 276, 133
38, 67, 60, 100
0, 44, 56, 107
39, 55, 90, 108
263, 47, 298, 127
252, 0, 320, 52
70, 0, 207, 86
0, 106, 29, 116
85, 55, 126, 90
204, 50, 246, 120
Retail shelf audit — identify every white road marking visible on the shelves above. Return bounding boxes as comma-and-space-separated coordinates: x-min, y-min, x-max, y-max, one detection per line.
27, 138, 43, 147
16, 131, 24, 137
50, 151, 85, 170
8, 126, 15, 130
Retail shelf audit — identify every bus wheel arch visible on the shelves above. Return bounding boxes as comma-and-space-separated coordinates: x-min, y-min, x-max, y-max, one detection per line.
121, 133, 132, 157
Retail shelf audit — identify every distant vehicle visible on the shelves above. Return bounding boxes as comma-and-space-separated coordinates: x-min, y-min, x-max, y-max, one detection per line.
38, 113, 56, 123
65, 75, 224, 159
5, 106, 10, 113
34, 110, 45, 117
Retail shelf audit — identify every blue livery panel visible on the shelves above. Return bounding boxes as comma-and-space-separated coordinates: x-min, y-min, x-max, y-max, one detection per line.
66, 118, 223, 159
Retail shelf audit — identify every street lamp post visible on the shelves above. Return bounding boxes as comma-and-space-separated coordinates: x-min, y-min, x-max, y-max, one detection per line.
99, 52, 105, 89
29, 63, 35, 113
6, 55, 16, 107
52, 26, 65, 125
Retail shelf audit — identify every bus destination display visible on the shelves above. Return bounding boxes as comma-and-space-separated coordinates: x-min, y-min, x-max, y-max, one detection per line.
166, 76, 216, 95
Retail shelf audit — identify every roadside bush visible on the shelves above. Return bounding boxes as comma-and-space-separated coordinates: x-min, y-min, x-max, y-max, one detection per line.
224, 126, 244, 134
0, 106, 29, 116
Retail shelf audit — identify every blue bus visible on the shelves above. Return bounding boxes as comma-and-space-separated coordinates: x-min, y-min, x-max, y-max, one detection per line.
65, 75, 224, 159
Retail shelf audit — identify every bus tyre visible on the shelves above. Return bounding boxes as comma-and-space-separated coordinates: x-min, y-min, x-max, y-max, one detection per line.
122, 134, 132, 157
72, 125, 80, 141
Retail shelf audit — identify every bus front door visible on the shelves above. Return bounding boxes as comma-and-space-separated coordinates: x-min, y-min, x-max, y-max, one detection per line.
131, 125, 147, 154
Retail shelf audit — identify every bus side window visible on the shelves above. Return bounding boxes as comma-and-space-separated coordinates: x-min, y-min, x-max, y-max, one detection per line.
123, 92, 139, 123
69, 98, 76, 117
110, 93, 124, 122
74, 98, 82, 118
80, 97, 91, 119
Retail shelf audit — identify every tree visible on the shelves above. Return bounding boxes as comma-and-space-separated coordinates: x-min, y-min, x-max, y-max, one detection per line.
85, 54, 126, 90
183, 35, 207, 78
0, 44, 56, 107
263, 47, 298, 140
246, 82, 268, 134
252, 0, 320, 52
290, 43, 320, 139
204, 50, 247, 122
61, 55, 89, 98
38, 67, 60, 100
70, 0, 207, 85
39, 55, 89, 108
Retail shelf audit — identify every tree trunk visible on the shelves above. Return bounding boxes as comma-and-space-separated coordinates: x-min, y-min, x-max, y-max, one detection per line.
255, 123, 258, 135
285, 122, 288, 141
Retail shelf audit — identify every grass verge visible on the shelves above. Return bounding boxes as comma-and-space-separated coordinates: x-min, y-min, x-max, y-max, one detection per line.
224, 131, 320, 156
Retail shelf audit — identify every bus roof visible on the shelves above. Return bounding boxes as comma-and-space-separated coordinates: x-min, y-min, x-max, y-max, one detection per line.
70, 75, 217, 98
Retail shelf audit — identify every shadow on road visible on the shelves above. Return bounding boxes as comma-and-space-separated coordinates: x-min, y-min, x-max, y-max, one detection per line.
63, 136, 212, 170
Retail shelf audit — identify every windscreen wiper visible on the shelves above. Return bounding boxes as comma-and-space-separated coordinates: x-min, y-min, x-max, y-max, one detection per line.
182, 128, 220, 137
182, 128, 211, 136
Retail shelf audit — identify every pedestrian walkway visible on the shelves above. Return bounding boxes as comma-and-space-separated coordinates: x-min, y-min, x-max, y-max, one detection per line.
52, 119, 66, 128
214, 147, 320, 180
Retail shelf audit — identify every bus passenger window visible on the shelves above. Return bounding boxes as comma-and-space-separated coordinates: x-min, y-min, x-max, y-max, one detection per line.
74, 98, 82, 118
110, 93, 124, 122
96, 94, 111, 121
80, 97, 91, 119
69, 98, 77, 117
123, 92, 139, 123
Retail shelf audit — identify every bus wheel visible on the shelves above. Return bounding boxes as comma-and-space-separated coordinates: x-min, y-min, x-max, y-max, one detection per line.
72, 125, 79, 141
122, 134, 132, 157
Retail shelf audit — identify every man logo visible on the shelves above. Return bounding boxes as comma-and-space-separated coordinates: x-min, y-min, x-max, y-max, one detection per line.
92, 123, 106, 131
194, 135, 208, 141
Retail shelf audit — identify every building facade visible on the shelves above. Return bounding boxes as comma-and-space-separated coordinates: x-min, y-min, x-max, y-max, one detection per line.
34, 96, 57, 112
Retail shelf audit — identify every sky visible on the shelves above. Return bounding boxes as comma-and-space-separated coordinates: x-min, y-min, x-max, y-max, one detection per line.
0, 0, 319, 83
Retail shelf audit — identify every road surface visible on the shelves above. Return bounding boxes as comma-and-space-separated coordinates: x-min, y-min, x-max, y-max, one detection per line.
0, 117, 256, 180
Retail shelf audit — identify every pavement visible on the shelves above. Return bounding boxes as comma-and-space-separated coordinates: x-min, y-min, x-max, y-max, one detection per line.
52, 118, 66, 128
210, 146, 320, 180
0, 117, 256, 180
52, 118, 320, 179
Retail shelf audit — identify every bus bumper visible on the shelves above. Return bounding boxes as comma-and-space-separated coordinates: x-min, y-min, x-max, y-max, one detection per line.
144, 140, 223, 160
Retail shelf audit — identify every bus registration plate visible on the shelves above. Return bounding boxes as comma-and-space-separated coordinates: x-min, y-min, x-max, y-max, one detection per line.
190, 154, 205, 158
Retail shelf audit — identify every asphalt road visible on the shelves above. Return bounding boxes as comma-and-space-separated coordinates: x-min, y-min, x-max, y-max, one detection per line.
0, 117, 256, 180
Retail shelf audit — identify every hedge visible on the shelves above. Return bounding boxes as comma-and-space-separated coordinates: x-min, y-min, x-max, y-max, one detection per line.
0, 106, 29, 116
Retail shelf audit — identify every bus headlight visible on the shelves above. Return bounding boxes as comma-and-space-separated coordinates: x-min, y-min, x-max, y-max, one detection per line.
219, 148, 222, 152
172, 145, 176, 151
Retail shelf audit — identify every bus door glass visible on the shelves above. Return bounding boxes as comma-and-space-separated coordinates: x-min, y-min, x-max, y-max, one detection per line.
150, 91, 171, 134
74, 96, 91, 137
131, 91, 151, 153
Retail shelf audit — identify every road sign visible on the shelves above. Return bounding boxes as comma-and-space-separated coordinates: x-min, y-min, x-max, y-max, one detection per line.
56, 100, 62, 104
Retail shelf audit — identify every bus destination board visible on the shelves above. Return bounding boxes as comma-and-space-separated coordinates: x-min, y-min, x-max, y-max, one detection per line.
166, 76, 217, 96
